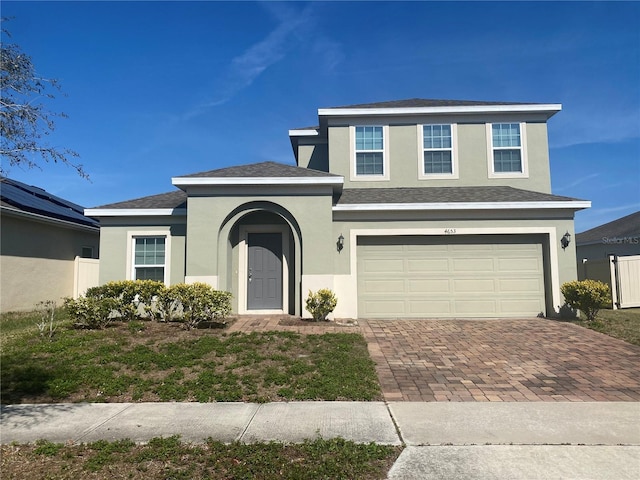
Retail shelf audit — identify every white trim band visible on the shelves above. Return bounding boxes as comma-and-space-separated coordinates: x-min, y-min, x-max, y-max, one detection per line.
288, 129, 319, 136
333, 201, 591, 212
84, 208, 187, 217
171, 176, 344, 187
319, 104, 562, 117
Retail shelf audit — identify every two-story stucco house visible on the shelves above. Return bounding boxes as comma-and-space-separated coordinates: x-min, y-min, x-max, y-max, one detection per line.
86, 99, 590, 319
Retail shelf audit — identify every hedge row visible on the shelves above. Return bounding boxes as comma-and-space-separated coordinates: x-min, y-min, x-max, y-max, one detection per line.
65, 280, 232, 329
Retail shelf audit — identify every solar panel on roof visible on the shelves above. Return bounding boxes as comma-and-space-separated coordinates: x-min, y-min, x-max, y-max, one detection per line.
0, 178, 98, 227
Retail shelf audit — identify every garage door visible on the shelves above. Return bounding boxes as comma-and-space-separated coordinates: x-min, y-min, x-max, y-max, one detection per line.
357, 235, 546, 318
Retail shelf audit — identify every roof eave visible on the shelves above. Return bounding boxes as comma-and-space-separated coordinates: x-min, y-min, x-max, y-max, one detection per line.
333, 200, 591, 212
171, 176, 344, 187
84, 208, 187, 217
1, 205, 99, 232
319, 104, 562, 118
288, 128, 319, 137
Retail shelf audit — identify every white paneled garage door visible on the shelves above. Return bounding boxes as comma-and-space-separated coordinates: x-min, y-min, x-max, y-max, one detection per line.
357, 235, 546, 318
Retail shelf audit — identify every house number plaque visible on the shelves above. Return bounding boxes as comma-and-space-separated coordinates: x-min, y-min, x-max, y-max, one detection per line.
444, 229, 457, 234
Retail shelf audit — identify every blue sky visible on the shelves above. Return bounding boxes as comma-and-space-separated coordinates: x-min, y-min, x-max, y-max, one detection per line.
2, 1, 639, 232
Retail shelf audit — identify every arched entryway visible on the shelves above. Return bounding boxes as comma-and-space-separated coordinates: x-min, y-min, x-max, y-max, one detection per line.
218, 202, 302, 315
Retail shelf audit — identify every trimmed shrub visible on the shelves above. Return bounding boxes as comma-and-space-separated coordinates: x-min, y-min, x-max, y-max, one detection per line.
67, 281, 232, 329
560, 280, 611, 321
64, 296, 119, 329
85, 280, 165, 321
305, 289, 338, 322
162, 283, 232, 329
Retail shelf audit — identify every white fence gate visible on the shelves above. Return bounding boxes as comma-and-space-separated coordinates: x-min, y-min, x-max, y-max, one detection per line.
614, 255, 640, 308
74, 257, 99, 298
578, 255, 640, 309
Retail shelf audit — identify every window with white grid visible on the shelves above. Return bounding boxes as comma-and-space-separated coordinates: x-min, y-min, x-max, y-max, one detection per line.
423, 124, 453, 175
133, 236, 166, 282
492, 123, 523, 173
355, 126, 384, 176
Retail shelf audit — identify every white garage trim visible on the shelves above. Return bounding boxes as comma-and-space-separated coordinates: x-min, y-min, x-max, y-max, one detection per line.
338, 227, 559, 318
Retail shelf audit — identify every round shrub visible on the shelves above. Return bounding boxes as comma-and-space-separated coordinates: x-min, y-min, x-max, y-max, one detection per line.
162, 283, 232, 329
560, 280, 611, 321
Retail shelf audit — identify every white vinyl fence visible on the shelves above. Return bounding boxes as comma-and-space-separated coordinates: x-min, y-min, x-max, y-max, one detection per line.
74, 256, 99, 298
578, 255, 640, 309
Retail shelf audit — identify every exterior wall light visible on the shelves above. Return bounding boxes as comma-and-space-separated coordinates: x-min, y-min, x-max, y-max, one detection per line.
561, 231, 571, 250
337, 234, 344, 252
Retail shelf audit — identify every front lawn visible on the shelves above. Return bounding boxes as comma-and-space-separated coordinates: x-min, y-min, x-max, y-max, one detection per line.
0, 313, 382, 404
0, 436, 401, 480
568, 308, 640, 346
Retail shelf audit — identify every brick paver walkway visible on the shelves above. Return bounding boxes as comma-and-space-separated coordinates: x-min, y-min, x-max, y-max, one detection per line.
230, 316, 640, 402
360, 318, 640, 402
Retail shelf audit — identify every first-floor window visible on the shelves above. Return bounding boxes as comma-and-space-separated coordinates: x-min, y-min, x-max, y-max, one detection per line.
133, 236, 166, 281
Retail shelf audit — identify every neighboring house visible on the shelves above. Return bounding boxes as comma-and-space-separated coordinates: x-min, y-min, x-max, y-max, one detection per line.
576, 211, 640, 261
1, 177, 100, 313
576, 211, 640, 309
86, 99, 590, 319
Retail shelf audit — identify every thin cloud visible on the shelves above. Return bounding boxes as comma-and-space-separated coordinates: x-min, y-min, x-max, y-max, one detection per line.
551, 109, 640, 148
184, 4, 319, 118
554, 173, 600, 192
593, 203, 640, 216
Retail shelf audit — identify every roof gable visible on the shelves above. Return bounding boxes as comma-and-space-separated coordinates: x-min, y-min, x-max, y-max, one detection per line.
179, 161, 340, 179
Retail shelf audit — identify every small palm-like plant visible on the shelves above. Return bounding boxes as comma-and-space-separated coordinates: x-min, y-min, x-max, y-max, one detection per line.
305, 289, 338, 322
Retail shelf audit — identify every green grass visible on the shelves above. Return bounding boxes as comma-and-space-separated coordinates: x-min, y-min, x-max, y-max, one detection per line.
1, 312, 382, 404
568, 308, 640, 346
1, 437, 401, 480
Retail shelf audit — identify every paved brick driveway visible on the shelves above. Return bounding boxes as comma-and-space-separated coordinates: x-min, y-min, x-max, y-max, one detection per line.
360, 318, 640, 402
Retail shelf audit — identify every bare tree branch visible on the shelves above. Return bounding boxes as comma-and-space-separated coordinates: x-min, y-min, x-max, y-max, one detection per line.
1, 18, 87, 179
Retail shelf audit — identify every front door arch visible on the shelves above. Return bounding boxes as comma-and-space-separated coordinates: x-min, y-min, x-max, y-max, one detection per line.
217, 203, 302, 315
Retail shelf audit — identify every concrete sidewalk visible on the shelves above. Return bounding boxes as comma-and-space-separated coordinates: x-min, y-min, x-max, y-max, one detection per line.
2, 402, 639, 479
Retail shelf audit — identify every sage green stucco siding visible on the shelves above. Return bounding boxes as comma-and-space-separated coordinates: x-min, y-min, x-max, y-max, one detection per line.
327, 116, 552, 192
183, 186, 335, 315
185, 187, 334, 276
97, 217, 186, 286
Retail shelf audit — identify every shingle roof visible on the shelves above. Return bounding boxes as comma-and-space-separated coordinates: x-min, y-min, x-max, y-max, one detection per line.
324, 98, 536, 109
336, 186, 582, 205
95, 185, 585, 211
576, 211, 640, 245
94, 190, 187, 210
0, 177, 98, 227
179, 161, 340, 178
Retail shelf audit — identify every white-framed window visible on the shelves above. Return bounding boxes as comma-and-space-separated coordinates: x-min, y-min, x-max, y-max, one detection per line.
81, 246, 95, 259
126, 231, 170, 284
419, 124, 458, 179
351, 125, 389, 181
487, 122, 528, 178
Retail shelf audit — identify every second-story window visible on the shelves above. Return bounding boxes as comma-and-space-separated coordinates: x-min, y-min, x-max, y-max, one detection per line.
423, 124, 453, 174
355, 126, 384, 176
491, 123, 523, 173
